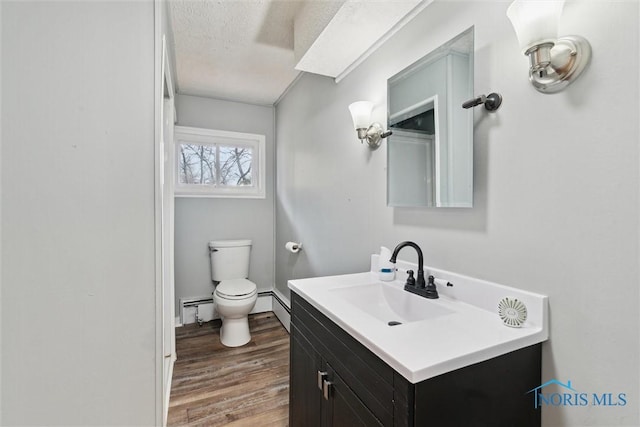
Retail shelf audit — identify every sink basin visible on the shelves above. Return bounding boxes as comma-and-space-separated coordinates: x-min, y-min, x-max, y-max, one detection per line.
330, 282, 454, 324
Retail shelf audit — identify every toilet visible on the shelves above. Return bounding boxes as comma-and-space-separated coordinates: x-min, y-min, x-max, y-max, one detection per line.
209, 239, 258, 347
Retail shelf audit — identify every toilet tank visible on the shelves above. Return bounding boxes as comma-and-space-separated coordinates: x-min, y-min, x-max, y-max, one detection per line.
209, 239, 252, 282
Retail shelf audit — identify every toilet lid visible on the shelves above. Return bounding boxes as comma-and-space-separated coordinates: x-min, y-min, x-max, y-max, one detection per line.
215, 279, 257, 299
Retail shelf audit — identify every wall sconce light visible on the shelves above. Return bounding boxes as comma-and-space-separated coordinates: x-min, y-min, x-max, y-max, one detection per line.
348, 101, 392, 149
507, 0, 591, 93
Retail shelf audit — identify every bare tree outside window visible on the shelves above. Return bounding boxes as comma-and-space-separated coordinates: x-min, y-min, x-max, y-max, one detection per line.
178, 144, 215, 185
178, 143, 252, 186
219, 146, 252, 186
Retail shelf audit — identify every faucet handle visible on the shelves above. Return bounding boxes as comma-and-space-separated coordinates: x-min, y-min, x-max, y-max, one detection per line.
425, 275, 439, 299
406, 270, 415, 287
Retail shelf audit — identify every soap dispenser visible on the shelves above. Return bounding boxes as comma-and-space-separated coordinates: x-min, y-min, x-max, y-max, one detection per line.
378, 246, 396, 281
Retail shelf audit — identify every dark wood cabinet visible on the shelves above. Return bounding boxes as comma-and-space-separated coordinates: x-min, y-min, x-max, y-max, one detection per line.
289, 323, 383, 427
289, 324, 322, 427
289, 291, 542, 427
325, 363, 383, 427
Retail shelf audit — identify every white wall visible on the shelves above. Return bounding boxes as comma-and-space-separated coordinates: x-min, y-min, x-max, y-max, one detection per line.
1, 1, 157, 425
174, 95, 275, 310
276, 1, 639, 426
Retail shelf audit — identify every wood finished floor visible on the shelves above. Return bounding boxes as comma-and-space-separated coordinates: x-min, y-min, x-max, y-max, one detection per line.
168, 312, 290, 427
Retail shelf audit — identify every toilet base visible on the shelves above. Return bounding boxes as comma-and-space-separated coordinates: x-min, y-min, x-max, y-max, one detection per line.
219, 316, 251, 347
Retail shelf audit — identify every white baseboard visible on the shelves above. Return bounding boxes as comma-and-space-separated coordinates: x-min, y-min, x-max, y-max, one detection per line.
251, 293, 273, 314
272, 289, 290, 333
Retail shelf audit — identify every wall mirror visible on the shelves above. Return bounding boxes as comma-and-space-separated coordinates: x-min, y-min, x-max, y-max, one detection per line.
387, 27, 474, 208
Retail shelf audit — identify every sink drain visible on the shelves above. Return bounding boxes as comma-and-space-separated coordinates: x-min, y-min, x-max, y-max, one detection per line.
388, 321, 402, 326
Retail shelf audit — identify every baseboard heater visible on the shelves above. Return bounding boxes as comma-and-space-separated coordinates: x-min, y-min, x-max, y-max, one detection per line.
179, 291, 284, 327
271, 290, 291, 314
179, 296, 215, 326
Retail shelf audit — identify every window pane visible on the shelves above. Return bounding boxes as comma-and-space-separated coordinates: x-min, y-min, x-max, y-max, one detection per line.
178, 143, 215, 185
218, 146, 253, 186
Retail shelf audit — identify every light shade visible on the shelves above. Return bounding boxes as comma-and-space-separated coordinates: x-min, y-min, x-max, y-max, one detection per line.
348, 101, 373, 130
507, 0, 564, 53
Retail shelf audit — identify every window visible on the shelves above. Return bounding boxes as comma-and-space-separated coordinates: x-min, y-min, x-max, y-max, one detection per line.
174, 126, 265, 198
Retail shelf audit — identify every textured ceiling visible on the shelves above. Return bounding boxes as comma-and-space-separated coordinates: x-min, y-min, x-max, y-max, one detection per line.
168, 0, 427, 106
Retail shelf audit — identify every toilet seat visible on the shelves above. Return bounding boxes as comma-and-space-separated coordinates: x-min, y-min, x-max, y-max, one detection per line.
215, 279, 257, 300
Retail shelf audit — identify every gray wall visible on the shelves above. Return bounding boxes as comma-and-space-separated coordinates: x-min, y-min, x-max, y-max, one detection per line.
276, 1, 639, 426
174, 95, 275, 311
1, 1, 157, 425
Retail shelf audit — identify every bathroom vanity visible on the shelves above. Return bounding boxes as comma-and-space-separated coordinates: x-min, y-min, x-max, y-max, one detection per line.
288, 256, 548, 426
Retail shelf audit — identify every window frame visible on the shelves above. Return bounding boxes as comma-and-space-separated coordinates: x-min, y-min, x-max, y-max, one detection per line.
174, 126, 266, 199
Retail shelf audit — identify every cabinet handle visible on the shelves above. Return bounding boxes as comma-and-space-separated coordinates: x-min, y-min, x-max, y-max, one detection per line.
317, 371, 328, 391
322, 379, 333, 400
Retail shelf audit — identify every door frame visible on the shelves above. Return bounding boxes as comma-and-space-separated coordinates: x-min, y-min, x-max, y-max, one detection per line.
160, 33, 177, 425
154, 1, 177, 425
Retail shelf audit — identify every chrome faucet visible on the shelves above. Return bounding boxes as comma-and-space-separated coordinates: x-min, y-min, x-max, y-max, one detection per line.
389, 241, 439, 299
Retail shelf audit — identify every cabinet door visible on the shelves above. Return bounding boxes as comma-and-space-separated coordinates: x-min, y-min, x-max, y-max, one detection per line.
290, 325, 322, 427
325, 364, 383, 427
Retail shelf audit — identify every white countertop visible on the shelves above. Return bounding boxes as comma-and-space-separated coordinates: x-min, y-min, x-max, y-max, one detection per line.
288, 255, 548, 384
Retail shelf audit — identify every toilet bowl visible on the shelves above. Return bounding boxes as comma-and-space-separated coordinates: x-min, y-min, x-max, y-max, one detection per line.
214, 278, 257, 347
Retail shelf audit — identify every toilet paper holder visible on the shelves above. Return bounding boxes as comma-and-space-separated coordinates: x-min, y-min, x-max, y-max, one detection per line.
285, 241, 302, 253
